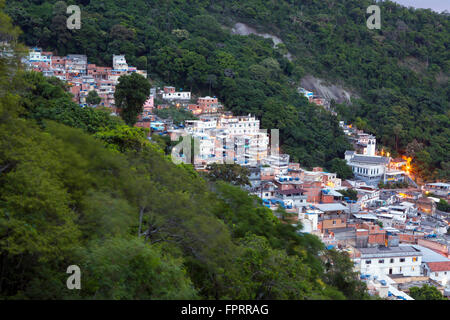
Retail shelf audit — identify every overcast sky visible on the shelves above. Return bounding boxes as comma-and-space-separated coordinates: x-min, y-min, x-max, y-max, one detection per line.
392, 0, 450, 13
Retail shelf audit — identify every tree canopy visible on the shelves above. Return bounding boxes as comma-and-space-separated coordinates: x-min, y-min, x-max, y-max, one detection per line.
114, 73, 150, 125
409, 285, 445, 300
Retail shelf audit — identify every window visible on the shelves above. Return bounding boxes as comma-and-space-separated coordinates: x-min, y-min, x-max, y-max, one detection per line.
390, 258, 394, 263
435, 272, 438, 277
400, 258, 405, 263
332, 220, 336, 225
378, 259, 384, 264
365, 260, 371, 265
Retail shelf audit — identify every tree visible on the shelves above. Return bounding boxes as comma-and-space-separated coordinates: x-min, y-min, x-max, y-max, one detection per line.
323, 249, 370, 300
328, 158, 353, 179
409, 285, 445, 300
114, 73, 150, 126
154, 106, 197, 125
19, 72, 123, 134
74, 237, 198, 299
86, 90, 101, 106
392, 123, 404, 152
234, 235, 330, 300
205, 74, 217, 96
136, 56, 147, 71
206, 163, 250, 186
354, 117, 368, 131
437, 199, 450, 212
339, 189, 358, 201
94, 125, 150, 153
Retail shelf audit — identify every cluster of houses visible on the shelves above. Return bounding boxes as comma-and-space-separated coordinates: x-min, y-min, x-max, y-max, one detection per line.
20, 47, 450, 300
289, 183, 450, 300
166, 112, 450, 300
135, 86, 225, 130
145, 87, 450, 300
22, 48, 147, 112
169, 113, 270, 167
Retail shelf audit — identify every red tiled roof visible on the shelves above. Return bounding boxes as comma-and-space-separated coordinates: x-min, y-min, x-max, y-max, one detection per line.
427, 261, 450, 272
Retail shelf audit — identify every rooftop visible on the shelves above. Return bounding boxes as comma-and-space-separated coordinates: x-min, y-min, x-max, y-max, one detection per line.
358, 245, 422, 258
426, 261, 450, 272
314, 203, 349, 212
276, 189, 306, 195
350, 155, 389, 165
353, 213, 378, 220
412, 245, 450, 263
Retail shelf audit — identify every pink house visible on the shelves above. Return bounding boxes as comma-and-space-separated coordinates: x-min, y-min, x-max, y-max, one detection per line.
143, 95, 154, 112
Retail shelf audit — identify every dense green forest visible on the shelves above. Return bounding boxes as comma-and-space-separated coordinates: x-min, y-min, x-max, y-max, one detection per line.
0, 1, 370, 299
5, 0, 449, 180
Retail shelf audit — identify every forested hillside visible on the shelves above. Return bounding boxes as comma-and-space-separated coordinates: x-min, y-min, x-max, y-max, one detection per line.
0, 1, 371, 299
5, 0, 449, 180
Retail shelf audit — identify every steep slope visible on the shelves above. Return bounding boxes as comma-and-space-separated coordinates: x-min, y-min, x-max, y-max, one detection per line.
7, 0, 448, 180
0, 2, 369, 299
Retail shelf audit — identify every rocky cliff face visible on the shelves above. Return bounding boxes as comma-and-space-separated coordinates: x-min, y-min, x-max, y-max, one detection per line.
230, 22, 293, 61
300, 75, 358, 104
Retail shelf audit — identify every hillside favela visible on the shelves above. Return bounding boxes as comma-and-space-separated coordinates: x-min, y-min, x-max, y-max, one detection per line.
0, 0, 449, 307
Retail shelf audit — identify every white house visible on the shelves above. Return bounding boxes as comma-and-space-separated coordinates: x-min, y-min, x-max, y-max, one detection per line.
356, 245, 422, 277
113, 54, 128, 71
355, 185, 380, 208
274, 188, 308, 208
162, 91, 191, 100
298, 210, 319, 233
413, 244, 450, 287
28, 47, 52, 64
388, 205, 409, 223
345, 153, 389, 186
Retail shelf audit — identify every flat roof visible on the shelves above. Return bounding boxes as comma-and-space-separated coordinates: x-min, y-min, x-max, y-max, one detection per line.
351, 155, 389, 165
377, 213, 394, 219
277, 189, 306, 195
314, 203, 349, 212
358, 245, 422, 258
353, 213, 378, 220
